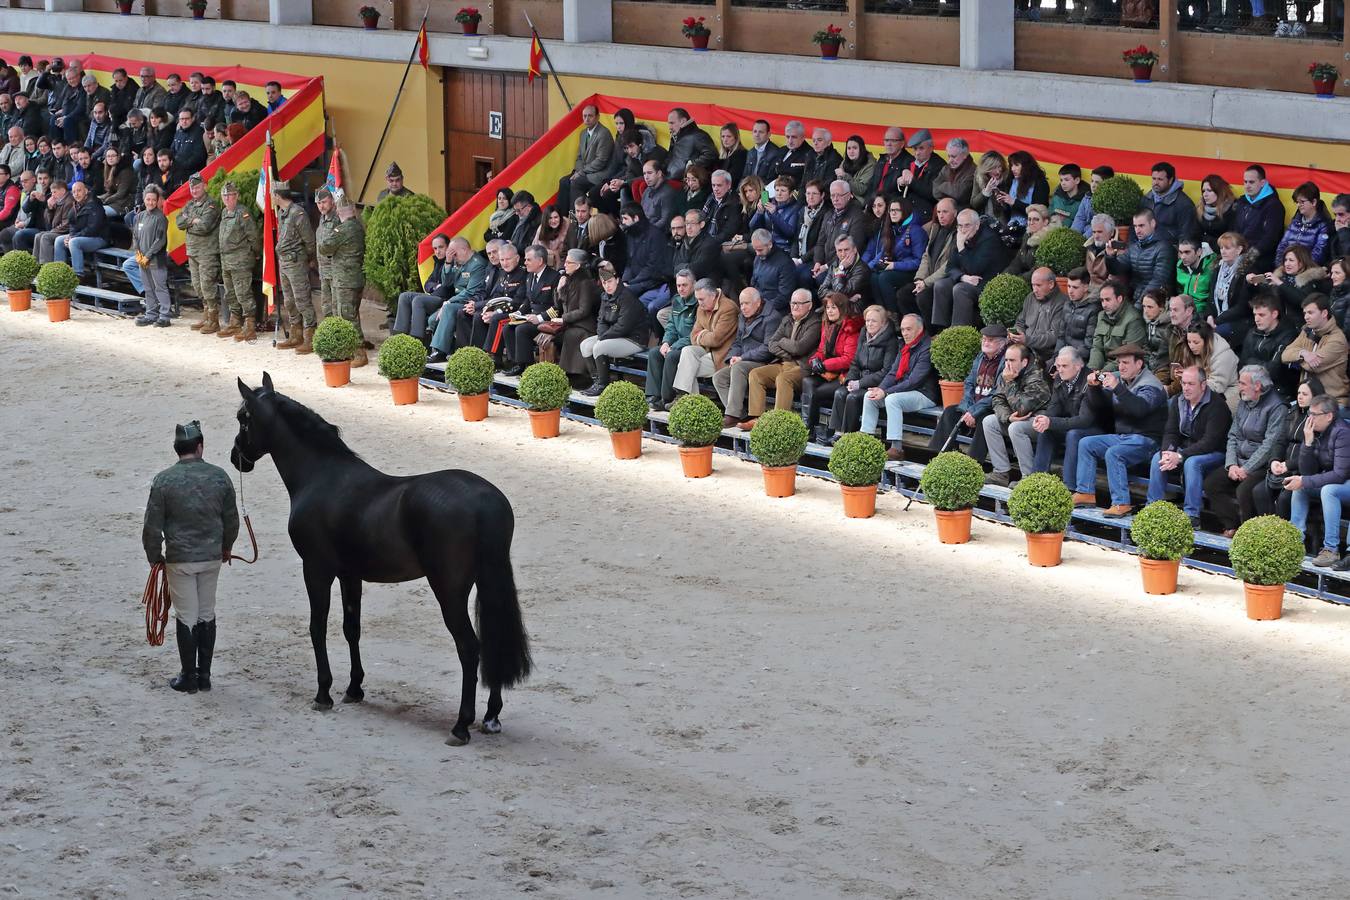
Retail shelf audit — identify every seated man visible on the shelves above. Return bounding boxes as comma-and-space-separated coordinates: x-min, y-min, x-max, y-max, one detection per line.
744, 288, 822, 429
35, 179, 75, 264
825, 304, 898, 442
927, 324, 1008, 462
1145, 364, 1232, 528
1087, 278, 1145, 372
1072, 343, 1168, 517
924, 208, 1006, 330
1173, 237, 1216, 318
1201, 366, 1287, 536
1057, 267, 1101, 363
645, 269, 698, 411
982, 342, 1052, 486
859, 312, 938, 462
713, 287, 781, 428
1013, 266, 1068, 366
425, 236, 489, 362
469, 241, 527, 356
1028, 346, 1107, 486
816, 234, 869, 306
1237, 292, 1297, 400
51, 179, 106, 280
1104, 208, 1175, 304
392, 232, 452, 341
1285, 393, 1350, 567
749, 228, 796, 318
500, 245, 560, 375
1280, 293, 1348, 407
672, 278, 737, 401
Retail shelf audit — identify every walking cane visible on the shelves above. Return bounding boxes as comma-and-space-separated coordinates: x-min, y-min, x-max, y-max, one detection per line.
903, 419, 964, 511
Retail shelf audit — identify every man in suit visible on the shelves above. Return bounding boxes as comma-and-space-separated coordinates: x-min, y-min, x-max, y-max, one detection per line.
505, 245, 562, 374
743, 119, 783, 182
775, 120, 814, 189
869, 126, 914, 199
557, 103, 614, 213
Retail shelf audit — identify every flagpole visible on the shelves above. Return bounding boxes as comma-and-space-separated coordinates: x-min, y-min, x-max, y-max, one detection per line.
523, 12, 572, 111
358, 5, 430, 205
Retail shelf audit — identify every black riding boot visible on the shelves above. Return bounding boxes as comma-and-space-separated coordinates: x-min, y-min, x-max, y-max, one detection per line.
170, 619, 198, 693
581, 355, 610, 397
194, 619, 216, 692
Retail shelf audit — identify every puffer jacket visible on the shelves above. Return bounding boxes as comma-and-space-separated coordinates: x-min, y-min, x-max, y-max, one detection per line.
664, 120, 717, 180
1291, 419, 1350, 492
1226, 387, 1288, 470
1232, 189, 1286, 271
878, 331, 939, 403
844, 320, 900, 389
1142, 179, 1198, 244
1211, 248, 1260, 342
1175, 253, 1217, 314
809, 315, 863, 374
990, 360, 1051, 424
1141, 307, 1174, 373
1276, 213, 1333, 265
1015, 289, 1068, 363
1238, 321, 1298, 400
1274, 266, 1330, 318
1057, 295, 1101, 361
1105, 231, 1174, 302
1002, 226, 1044, 279
1331, 283, 1350, 335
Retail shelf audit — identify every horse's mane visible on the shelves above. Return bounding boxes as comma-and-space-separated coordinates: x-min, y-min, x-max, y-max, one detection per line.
270, 392, 360, 460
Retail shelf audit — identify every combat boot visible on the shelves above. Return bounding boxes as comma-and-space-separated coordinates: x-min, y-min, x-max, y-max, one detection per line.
235, 316, 256, 342
351, 346, 369, 368
194, 619, 216, 692
217, 315, 240, 338
199, 310, 220, 335
276, 316, 302, 349
169, 620, 199, 694
191, 314, 206, 331
295, 326, 315, 355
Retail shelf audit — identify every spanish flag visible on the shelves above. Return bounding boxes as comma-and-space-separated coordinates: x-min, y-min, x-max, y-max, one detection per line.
417, 17, 430, 69
528, 33, 543, 83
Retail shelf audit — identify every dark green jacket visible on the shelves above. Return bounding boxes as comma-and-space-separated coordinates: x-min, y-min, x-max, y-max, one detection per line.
142, 459, 239, 564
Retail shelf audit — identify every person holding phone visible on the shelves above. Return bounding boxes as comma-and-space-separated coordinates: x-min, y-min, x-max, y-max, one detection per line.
1286, 393, 1350, 567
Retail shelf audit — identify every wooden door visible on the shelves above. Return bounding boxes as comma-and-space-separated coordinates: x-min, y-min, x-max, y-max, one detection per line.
444, 68, 550, 214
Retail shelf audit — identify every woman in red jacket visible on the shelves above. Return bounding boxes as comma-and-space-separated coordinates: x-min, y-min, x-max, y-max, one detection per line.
800, 291, 862, 443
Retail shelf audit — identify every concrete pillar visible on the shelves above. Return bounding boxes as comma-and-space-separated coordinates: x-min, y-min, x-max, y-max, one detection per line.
269, 0, 312, 26
44, 0, 84, 10
563, 0, 612, 43
959, 3, 1013, 71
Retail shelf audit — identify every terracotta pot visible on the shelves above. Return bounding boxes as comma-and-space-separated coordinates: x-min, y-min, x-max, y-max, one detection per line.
689, 33, 710, 50
191, 7, 206, 18
762, 464, 797, 498
361, 15, 379, 29
6, 288, 32, 312
528, 408, 561, 439
322, 360, 351, 387
840, 483, 877, 518
1115, 225, 1131, 243
934, 508, 972, 544
1139, 557, 1180, 595
46, 297, 71, 322
117, 0, 133, 13
1312, 78, 1336, 98
1243, 582, 1284, 621
1055, 275, 1069, 295
610, 429, 642, 459
819, 40, 841, 59
1130, 63, 1153, 83
678, 445, 714, 478
1025, 531, 1064, 567
462, 21, 479, 35
459, 392, 489, 422
389, 377, 419, 406
938, 379, 964, 407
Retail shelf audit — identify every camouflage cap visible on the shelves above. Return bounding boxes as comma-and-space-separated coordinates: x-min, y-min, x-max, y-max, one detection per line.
174, 420, 203, 444
187, 172, 204, 186
220, 180, 238, 196
315, 186, 332, 201
385, 160, 402, 178
335, 191, 355, 211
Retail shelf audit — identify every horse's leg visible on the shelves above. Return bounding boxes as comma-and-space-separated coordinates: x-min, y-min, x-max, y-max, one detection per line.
482, 685, 503, 735
339, 576, 365, 703
428, 570, 478, 746
302, 562, 336, 709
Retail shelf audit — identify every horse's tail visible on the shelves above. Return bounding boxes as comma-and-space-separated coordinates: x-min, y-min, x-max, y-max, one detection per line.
474, 529, 532, 690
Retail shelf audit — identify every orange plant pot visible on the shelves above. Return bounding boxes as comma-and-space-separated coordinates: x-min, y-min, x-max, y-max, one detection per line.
322, 360, 351, 387
934, 508, 972, 544
1055, 275, 1069, 295
610, 429, 642, 459
938, 379, 964, 408
459, 392, 489, 421
46, 298, 71, 322
528, 408, 561, 439
678, 445, 714, 478
389, 377, 419, 406
1243, 582, 1284, 621
1139, 558, 1180, 595
840, 483, 878, 517
1025, 531, 1064, 567
762, 465, 797, 498
1116, 225, 1131, 243
6, 288, 32, 311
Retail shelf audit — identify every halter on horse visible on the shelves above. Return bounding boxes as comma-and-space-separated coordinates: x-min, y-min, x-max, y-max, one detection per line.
232, 373, 531, 745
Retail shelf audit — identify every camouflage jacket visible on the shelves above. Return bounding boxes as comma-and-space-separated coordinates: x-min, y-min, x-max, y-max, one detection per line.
217, 204, 259, 262
315, 210, 339, 276
275, 202, 315, 265
175, 196, 221, 258
318, 215, 365, 290
142, 458, 239, 564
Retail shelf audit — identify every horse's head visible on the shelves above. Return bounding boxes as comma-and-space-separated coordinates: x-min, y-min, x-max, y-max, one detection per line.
232, 372, 276, 473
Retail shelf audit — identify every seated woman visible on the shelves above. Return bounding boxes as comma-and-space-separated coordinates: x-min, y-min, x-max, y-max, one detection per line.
860, 313, 939, 463
483, 187, 516, 244
1249, 244, 1329, 321
555, 248, 601, 380
835, 135, 875, 202
1254, 376, 1321, 525
747, 176, 801, 254
677, 165, 710, 216
581, 261, 648, 396
823, 304, 898, 445
1275, 181, 1333, 266
721, 175, 766, 288
863, 196, 927, 318
532, 204, 569, 269
799, 292, 862, 444
1209, 230, 1259, 344
1002, 203, 1051, 279
1175, 322, 1240, 412
1330, 256, 1349, 333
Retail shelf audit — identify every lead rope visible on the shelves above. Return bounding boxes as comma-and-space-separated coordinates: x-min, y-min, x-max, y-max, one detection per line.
230, 464, 259, 565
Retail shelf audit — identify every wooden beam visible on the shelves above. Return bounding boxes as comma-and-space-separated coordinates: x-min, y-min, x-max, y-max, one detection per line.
713, 0, 729, 51
1157, 0, 1178, 82
847, 0, 863, 60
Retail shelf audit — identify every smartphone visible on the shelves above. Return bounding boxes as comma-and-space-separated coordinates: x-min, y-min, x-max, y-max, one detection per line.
1109, 239, 1127, 251
761, 189, 771, 204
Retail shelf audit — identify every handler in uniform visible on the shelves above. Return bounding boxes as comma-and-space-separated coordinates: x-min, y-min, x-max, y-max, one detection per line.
142, 421, 239, 695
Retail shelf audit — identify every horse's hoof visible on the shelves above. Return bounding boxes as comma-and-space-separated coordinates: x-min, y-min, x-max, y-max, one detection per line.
480, 718, 502, 735
343, 688, 364, 704
445, 726, 471, 746
312, 696, 334, 711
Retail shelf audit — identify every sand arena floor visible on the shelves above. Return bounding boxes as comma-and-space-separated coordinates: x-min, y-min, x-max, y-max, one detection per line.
3, 304, 1350, 899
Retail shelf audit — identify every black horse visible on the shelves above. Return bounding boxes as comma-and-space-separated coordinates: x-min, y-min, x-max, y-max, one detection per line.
231, 374, 531, 746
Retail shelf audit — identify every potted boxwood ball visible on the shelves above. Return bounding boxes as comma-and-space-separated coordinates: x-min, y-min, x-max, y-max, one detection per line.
750, 409, 810, 497
35, 261, 79, 323
827, 431, 887, 517
312, 316, 360, 387
446, 346, 495, 421
0, 250, 39, 312
1130, 500, 1194, 595
378, 333, 428, 406
1091, 175, 1144, 242
929, 325, 980, 408
1007, 472, 1074, 567
1034, 226, 1086, 292
1230, 515, 1305, 621
977, 273, 1028, 330
594, 380, 649, 459
518, 361, 572, 438
918, 450, 984, 544
666, 394, 723, 478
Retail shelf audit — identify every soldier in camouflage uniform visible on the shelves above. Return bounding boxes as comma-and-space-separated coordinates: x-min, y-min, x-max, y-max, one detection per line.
271, 188, 317, 353
142, 421, 239, 695
317, 191, 369, 367
314, 186, 339, 331
175, 173, 222, 334
215, 181, 260, 342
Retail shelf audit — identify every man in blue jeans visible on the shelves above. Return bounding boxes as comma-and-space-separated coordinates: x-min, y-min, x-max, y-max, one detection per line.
53, 181, 107, 281
1145, 365, 1231, 528
1286, 394, 1350, 567
1028, 346, 1105, 486
1073, 343, 1168, 517
859, 312, 938, 462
